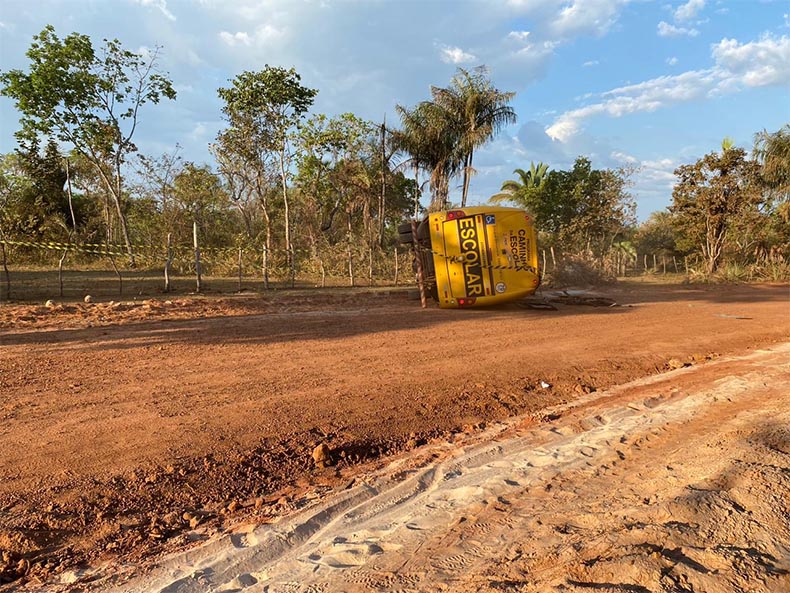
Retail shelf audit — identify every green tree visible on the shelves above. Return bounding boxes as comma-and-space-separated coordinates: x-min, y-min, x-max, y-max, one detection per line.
392, 66, 515, 211
753, 125, 790, 253
633, 211, 678, 256
517, 157, 635, 257
17, 140, 70, 233
211, 126, 274, 256
0, 145, 104, 261
134, 147, 183, 245
392, 101, 457, 211
431, 67, 516, 207
65, 150, 115, 246
0, 143, 72, 244
172, 163, 235, 248
0, 25, 176, 264
670, 146, 762, 274
217, 67, 317, 285
296, 113, 375, 234
754, 125, 790, 213
0, 153, 35, 243
295, 112, 418, 280
490, 162, 549, 207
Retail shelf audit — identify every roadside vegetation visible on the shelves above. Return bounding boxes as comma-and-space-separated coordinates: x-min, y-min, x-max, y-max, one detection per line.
0, 26, 787, 301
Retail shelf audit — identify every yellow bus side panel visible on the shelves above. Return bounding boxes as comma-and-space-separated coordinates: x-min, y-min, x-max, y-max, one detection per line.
441, 215, 492, 300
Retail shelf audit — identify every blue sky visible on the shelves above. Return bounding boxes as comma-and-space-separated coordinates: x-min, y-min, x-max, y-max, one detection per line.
1, 0, 788, 220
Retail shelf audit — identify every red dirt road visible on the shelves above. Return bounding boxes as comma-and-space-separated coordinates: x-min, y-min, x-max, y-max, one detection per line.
117, 343, 790, 593
0, 282, 788, 588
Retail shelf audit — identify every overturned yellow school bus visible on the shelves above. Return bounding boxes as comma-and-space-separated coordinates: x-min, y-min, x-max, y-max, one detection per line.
399, 206, 540, 308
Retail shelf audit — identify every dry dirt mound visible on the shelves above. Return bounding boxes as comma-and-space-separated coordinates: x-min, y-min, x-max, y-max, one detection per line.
0, 290, 402, 330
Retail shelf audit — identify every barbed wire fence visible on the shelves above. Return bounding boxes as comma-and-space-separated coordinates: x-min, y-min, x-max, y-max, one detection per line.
0, 236, 418, 302
6, 235, 777, 303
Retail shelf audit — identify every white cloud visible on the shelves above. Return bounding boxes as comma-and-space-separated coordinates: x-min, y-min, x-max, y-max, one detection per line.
137, 45, 153, 60
511, 39, 558, 57
610, 150, 638, 164
546, 70, 714, 140
550, 0, 630, 39
546, 34, 790, 141
657, 21, 699, 37
189, 122, 208, 141
507, 31, 531, 42
505, 0, 536, 7
713, 35, 790, 88
219, 24, 284, 47
666, 56, 678, 65
631, 157, 680, 218
641, 158, 678, 182
219, 31, 251, 46
133, 0, 176, 21
674, 0, 705, 22
439, 45, 477, 64
183, 49, 205, 67
583, 60, 600, 67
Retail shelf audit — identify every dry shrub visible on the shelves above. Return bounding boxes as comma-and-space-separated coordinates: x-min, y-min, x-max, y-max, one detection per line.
543, 256, 615, 288
683, 256, 790, 284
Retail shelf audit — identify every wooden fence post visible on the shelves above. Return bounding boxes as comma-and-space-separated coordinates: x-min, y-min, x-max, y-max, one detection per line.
411, 219, 427, 308
238, 246, 243, 292
394, 247, 399, 286
58, 250, 67, 297
347, 243, 355, 287
368, 246, 374, 286
262, 244, 269, 290
193, 220, 202, 293
164, 233, 172, 293
1, 241, 10, 301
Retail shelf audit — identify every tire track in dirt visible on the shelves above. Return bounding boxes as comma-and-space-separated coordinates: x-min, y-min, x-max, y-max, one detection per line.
106, 343, 790, 593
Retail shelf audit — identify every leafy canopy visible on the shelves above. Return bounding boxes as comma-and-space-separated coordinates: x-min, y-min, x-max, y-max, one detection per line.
392, 66, 515, 210
490, 162, 549, 206
217, 66, 318, 149
670, 146, 761, 273
0, 25, 176, 157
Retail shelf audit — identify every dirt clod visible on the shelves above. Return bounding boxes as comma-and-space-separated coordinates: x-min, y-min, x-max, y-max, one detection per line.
667, 358, 686, 370
312, 443, 332, 468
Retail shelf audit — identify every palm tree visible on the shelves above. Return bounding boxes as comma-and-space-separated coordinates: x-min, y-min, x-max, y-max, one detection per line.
721, 136, 736, 152
754, 124, 790, 198
431, 67, 517, 207
391, 101, 458, 211
392, 67, 516, 212
490, 162, 549, 208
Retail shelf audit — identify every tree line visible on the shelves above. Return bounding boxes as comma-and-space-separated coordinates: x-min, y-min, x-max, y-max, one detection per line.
0, 26, 787, 287
636, 131, 788, 278
490, 128, 789, 280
